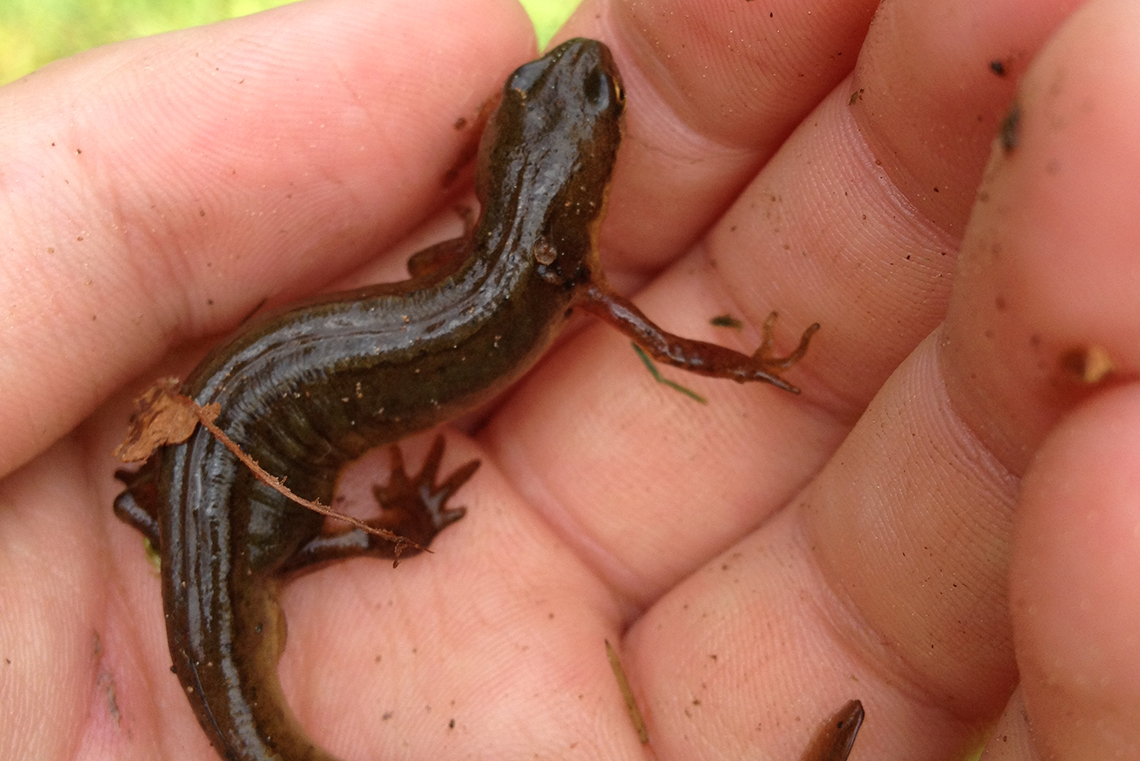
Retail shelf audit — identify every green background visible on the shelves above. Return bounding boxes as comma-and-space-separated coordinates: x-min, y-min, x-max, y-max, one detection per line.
0, 0, 581, 85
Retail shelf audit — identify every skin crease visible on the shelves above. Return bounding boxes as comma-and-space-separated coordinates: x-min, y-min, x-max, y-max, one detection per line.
0, 3, 1138, 761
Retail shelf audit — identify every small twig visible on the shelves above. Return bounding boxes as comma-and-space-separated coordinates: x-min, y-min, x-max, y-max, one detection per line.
631, 343, 707, 404
605, 639, 649, 745
187, 399, 426, 554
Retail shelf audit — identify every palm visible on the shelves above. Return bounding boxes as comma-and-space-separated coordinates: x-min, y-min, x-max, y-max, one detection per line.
3, 0, 1140, 760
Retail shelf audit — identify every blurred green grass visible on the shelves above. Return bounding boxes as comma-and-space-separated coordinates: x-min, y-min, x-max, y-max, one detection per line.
0, 0, 581, 85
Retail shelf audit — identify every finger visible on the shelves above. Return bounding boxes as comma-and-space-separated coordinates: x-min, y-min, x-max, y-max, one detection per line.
557, 0, 880, 273
1011, 388, 1140, 759
978, 6, 1140, 756
487, 0, 1080, 606
0, 444, 116, 761
0, 0, 534, 478
521, 0, 1126, 757
995, 12, 1140, 744
944, 0, 1140, 473
811, 0, 1140, 755
978, 690, 1039, 761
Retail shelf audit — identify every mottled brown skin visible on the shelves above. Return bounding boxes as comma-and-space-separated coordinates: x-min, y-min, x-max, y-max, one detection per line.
114, 39, 852, 761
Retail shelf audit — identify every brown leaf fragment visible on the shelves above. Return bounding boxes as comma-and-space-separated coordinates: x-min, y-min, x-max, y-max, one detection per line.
115, 378, 217, 462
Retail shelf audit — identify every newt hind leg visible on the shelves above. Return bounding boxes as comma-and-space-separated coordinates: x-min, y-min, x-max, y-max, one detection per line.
578, 283, 819, 394
113, 456, 162, 548
282, 435, 478, 573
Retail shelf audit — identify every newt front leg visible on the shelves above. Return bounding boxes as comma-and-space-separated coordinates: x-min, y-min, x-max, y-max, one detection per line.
579, 282, 819, 394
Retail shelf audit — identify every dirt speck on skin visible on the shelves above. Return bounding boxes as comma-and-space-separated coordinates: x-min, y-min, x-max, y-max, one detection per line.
92, 632, 123, 726
1060, 344, 1114, 384
99, 671, 122, 725
1000, 101, 1021, 153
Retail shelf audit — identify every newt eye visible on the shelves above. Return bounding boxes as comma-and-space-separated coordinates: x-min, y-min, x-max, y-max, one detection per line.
583, 69, 611, 110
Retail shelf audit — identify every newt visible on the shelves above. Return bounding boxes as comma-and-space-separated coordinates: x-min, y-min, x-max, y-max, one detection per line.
114, 38, 854, 761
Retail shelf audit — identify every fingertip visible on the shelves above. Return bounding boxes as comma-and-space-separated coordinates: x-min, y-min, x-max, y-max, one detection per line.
1013, 383, 1140, 759
944, 0, 1140, 472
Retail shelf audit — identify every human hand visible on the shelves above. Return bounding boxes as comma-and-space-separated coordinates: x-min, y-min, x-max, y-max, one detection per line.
2, 0, 1137, 759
